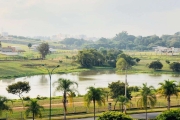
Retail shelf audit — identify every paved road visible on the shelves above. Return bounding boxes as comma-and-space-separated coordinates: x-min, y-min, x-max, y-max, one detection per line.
71, 112, 162, 120
131, 112, 161, 119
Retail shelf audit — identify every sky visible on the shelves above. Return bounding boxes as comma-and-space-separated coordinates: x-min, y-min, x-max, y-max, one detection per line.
0, 0, 180, 38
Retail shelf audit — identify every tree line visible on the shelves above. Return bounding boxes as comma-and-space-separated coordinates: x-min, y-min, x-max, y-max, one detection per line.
59, 31, 180, 50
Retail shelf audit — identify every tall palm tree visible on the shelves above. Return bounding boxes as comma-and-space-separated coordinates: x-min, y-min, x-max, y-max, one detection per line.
137, 83, 157, 120
53, 78, 78, 120
158, 80, 178, 110
25, 99, 44, 120
84, 87, 105, 120
0, 96, 12, 116
116, 95, 129, 113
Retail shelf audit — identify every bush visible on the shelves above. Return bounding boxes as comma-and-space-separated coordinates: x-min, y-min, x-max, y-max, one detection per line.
170, 62, 180, 72
148, 60, 163, 70
23, 96, 30, 101
98, 111, 133, 120
156, 109, 180, 120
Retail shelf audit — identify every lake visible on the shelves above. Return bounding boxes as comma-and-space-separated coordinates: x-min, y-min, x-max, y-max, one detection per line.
0, 70, 180, 99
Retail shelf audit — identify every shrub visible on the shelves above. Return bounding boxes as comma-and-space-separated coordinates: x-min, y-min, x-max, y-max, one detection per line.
170, 62, 180, 72
98, 111, 133, 120
156, 109, 180, 120
148, 60, 163, 70
23, 96, 30, 101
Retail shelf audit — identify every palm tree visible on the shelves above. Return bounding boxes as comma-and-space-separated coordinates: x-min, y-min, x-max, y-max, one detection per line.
84, 87, 105, 120
0, 96, 12, 116
53, 78, 78, 120
25, 99, 44, 120
67, 91, 76, 108
158, 80, 178, 110
137, 83, 157, 120
116, 95, 129, 113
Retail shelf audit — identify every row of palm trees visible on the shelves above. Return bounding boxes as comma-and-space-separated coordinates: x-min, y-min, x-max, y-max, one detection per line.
0, 79, 179, 120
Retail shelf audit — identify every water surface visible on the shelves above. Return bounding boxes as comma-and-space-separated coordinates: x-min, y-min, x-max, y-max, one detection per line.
0, 70, 179, 99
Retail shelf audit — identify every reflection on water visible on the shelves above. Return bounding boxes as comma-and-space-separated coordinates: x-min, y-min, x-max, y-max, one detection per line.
0, 70, 180, 99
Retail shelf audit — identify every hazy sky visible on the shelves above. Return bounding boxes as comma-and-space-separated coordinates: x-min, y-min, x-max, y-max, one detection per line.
0, 0, 180, 38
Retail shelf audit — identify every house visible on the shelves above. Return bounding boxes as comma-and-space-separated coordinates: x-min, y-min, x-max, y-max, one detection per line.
154, 46, 180, 54
1, 46, 15, 52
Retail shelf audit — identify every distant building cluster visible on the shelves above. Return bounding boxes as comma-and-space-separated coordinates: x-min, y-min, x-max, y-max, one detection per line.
153, 46, 180, 54
27, 33, 99, 41
0, 41, 25, 53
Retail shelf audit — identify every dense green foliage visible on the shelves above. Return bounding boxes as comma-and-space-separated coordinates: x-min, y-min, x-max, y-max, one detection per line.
6, 81, 31, 107
82, 31, 180, 50
0, 96, 12, 116
108, 81, 132, 100
128, 86, 140, 92
37, 42, 49, 59
170, 62, 180, 72
156, 109, 180, 120
76, 49, 105, 68
25, 99, 44, 120
148, 60, 163, 70
158, 80, 179, 110
98, 111, 133, 120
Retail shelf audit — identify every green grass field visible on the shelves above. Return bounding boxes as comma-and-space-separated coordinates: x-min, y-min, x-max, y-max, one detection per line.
1, 94, 180, 119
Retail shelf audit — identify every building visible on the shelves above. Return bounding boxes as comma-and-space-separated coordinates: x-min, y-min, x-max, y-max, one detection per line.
154, 46, 180, 54
1, 46, 15, 52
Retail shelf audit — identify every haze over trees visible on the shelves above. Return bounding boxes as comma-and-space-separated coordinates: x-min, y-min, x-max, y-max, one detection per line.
82, 31, 180, 51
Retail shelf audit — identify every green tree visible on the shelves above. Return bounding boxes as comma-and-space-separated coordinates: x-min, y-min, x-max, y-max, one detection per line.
53, 78, 78, 120
116, 95, 129, 113
117, 53, 136, 66
148, 60, 163, 70
76, 49, 105, 68
25, 99, 44, 120
6, 81, 31, 108
28, 43, 32, 51
170, 62, 180, 72
137, 83, 157, 120
116, 58, 128, 70
158, 80, 178, 110
108, 81, 132, 110
98, 111, 133, 120
37, 42, 49, 59
0, 96, 12, 116
84, 87, 105, 120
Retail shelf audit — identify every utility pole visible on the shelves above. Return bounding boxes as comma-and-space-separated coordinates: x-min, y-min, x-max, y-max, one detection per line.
124, 65, 127, 113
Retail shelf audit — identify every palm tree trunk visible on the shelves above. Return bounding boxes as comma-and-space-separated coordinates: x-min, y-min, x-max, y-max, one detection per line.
121, 103, 123, 113
33, 112, 34, 120
146, 107, 147, 120
93, 100, 95, 120
63, 91, 67, 120
167, 96, 170, 110
114, 100, 118, 110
